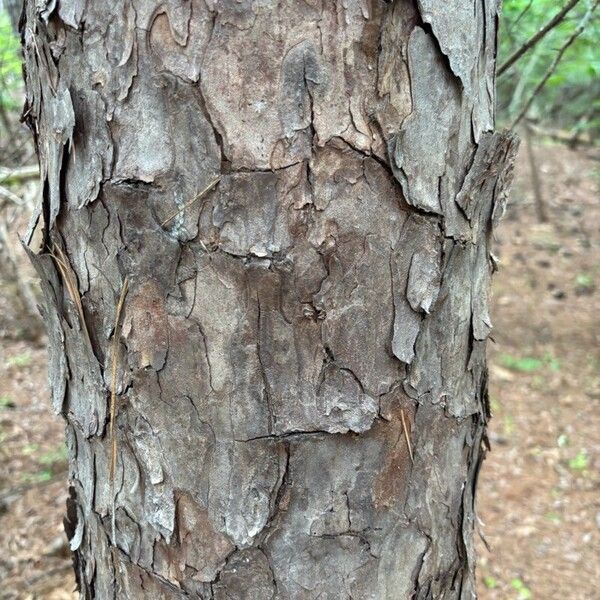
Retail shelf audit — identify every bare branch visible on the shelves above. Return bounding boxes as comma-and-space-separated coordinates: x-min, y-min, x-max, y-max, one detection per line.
498, 0, 582, 77
0, 164, 39, 185
0, 185, 24, 205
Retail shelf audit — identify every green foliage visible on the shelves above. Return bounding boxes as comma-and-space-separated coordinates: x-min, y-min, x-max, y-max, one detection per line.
38, 444, 68, 467
545, 354, 561, 373
545, 511, 561, 523
575, 272, 594, 290
0, 395, 15, 409
483, 576, 499, 589
503, 414, 516, 436
18, 444, 68, 484
21, 469, 54, 484
0, 10, 22, 111
490, 397, 502, 412
568, 449, 589, 471
6, 351, 32, 368
500, 352, 560, 373
500, 354, 544, 372
499, 0, 600, 135
510, 578, 533, 600
22, 442, 40, 455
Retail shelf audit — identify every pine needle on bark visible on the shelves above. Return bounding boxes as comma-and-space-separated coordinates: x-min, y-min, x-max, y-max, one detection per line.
161, 177, 221, 227
400, 409, 414, 463
109, 276, 129, 545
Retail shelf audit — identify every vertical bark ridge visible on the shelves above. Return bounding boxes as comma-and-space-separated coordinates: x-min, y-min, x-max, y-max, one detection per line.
22, 0, 518, 598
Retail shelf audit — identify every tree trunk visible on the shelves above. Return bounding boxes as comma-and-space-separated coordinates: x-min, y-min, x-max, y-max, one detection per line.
3, 0, 22, 32
22, 1, 518, 598
524, 123, 548, 223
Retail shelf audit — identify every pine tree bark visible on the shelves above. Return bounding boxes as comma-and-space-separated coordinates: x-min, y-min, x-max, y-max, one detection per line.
22, 1, 518, 598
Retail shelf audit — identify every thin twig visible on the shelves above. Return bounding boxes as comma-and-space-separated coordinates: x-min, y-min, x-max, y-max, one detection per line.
0, 164, 39, 185
400, 409, 414, 463
512, 0, 598, 128
498, 0, 582, 77
161, 177, 221, 227
0, 185, 24, 205
527, 121, 594, 147
109, 278, 129, 480
109, 276, 129, 545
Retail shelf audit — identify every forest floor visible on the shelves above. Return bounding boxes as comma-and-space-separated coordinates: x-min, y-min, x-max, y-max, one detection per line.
0, 142, 598, 599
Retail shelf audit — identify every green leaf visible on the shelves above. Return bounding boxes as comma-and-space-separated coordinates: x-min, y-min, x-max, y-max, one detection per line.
568, 450, 589, 472
575, 273, 594, 288
6, 352, 32, 368
543, 353, 561, 373
21, 470, 54, 484
499, 353, 560, 373
510, 578, 533, 600
490, 397, 502, 413
22, 443, 39, 455
38, 445, 68, 466
0, 395, 15, 409
500, 354, 543, 373
547, 74, 566, 87
503, 415, 516, 436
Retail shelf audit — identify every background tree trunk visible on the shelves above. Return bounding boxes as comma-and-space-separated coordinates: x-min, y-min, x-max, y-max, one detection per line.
3, 0, 22, 32
22, 1, 517, 598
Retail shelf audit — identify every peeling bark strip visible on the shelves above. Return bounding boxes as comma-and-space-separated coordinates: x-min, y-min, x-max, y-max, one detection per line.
22, 1, 518, 598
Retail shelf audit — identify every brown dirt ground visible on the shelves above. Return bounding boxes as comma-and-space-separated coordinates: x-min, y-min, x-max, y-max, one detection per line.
0, 143, 598, 599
